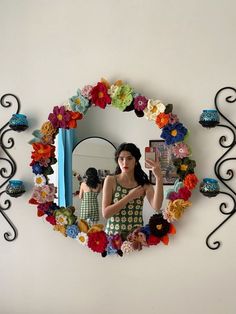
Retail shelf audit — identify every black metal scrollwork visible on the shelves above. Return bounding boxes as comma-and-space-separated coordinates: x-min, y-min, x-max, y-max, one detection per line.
202, 87, 236, 250
0, 94, 21, 241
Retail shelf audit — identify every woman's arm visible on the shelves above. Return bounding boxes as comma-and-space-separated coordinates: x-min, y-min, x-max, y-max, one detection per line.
78, 182, 84, 199
102, 176, 145, 219
145, 158, 164, 211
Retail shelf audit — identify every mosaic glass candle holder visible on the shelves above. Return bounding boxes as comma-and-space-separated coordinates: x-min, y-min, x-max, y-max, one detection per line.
199, 109, 220, 128
6, 180, 26, 198
9, 113, 28, 132
199, 178, 220, 197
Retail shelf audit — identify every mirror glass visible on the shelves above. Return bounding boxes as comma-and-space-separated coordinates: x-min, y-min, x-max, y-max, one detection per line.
72, 137, 116, 226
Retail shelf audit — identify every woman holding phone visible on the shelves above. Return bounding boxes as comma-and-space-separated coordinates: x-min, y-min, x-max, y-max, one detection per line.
102, 142, 163, 236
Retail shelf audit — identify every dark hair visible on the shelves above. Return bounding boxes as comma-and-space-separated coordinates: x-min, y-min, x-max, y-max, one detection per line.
115, 143, 150, 186
84, 167, 101, 189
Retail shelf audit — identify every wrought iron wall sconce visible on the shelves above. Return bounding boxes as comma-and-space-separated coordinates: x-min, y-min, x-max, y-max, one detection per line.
199, 87, 236, 250
0, 94, 27, 241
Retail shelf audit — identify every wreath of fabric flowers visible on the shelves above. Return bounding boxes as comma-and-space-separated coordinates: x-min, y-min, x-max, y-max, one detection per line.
29, 78, 198, 257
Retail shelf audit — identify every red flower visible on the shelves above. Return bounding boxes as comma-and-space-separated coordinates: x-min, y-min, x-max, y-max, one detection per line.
91, 82, 111, 109
67, 111, 83, 128
31, 143, 55, 162
87, 231, 108, 253
46, 215, 56, 225
147, 235, 160, 246
184, 173, 199, 190
156, 113, 170, 128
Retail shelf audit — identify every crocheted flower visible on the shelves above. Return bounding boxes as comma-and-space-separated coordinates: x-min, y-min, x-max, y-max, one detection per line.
147, 234, 160, 246
81, 85, 93, 100
32, 162, 43, 175
40, 121, 56, 136
34, 174, 46, 187
163, 199, 192, 222
111, 84, 133, 111
108, 84, 119, 98
87, 231, 108, 253
168, 187, 191, 201
134, 95, 148, 111
46, 215, 56, 225
121, 240, 134, 254
31, 143, 55, 162
173, 157, 196, 180
67, 111, 83, 129
149, 214, 176, 245
184, 173, 199, 190
91, 82, 111, 109
54, 224, 66, 236
144, 99, 166, 121
168, 112, 179, 124
66, 224, 79, 238
31, 184, 57, 203
172, 142, 190, 159
54, 206, 76, 226
37, 202, 56, 217
164, 179, 184, 199
161, 122, 188, 145
69, 89, 91, 114
77, 232, 88, 246
111, 234, 123, 250
156, 113, 170, 128
106, 236, 119, 255
48, 106, 71, 129
127, 227, 148, 251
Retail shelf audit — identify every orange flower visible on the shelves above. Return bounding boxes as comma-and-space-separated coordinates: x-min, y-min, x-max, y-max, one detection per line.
184, 173, 199, 190
40, 121, 56, 136
67, 111, 83, 128
155, 113, 170, 128
31, 143, 55, 161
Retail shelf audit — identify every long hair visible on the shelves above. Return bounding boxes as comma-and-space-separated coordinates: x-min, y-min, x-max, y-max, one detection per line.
115, 143, 150, 186
84, 167, 101, 189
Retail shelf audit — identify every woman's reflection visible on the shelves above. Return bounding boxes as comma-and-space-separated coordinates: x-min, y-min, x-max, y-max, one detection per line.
75, 167, 102, 226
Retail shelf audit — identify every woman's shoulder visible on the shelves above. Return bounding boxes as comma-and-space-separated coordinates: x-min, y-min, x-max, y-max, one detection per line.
105, 174, 116, 183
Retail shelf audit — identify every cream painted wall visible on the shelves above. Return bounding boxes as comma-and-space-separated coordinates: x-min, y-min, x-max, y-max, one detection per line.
1, 0, 236, 313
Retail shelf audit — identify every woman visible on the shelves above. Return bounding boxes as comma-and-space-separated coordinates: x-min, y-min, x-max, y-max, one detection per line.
78, 167, 102, 226
102, 143, 163, 236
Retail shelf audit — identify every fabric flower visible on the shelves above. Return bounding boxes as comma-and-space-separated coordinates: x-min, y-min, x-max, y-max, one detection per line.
31, 143, 55, 162
66, 224, 79, 238
156, 113, 170, 128
77, 232, 88, 246
163, 199, 192, 222
81, 85, 93, 100
111, 84, 133, 111
168, 112, 179, 124
184, 173, 199, 190
91, 82, 111, 109
54, 206, 76, 226
173, 157, 196, 180
172, 142, 190, 159
48, 106, 71, 129
134, 95, 148, 111
87, 231, 108, 253
121, 240, 134, 254
144, 99, 166, 121
34, 174, 46, 187
161, 122, 188, 145
69, 89, 91, 114
67, 111, 83, 129
31, 184, 57, 203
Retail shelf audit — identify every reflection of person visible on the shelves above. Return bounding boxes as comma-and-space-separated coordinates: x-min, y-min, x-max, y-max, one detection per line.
78, 167, 102, 226
102, 143, 163, 236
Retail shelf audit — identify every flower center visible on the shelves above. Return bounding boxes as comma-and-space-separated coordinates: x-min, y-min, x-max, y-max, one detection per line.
156, 224, 163, 230
41, 191, 47, 198
79, 236, 85, 243
151, 106, 157, 114
98, 92, 104, 98
171, 129, 178, 137
75, 98, 81, 105
180, 164, 188, 171
57, 114, 63, 121
36, 177, 43, 184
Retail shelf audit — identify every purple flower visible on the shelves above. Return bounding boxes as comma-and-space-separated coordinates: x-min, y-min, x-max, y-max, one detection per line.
161, 122, 188, 145
48, 106, 71, 129
134, 96, 148, 111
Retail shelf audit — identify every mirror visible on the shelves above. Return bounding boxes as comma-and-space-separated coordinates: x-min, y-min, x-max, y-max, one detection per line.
72, 137, 116, 226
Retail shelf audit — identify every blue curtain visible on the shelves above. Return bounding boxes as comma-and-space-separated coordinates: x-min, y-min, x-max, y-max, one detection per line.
58, 128, 74, 207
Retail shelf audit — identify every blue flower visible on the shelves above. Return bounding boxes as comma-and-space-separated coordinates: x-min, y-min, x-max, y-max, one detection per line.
161, 122, 188, 145
140, 224, 151, 237
69, 89, 91, 115
32, 162, 43, 175
66, 224, 79, 238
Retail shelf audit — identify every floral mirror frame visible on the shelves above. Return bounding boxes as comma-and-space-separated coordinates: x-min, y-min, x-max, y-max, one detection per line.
29, 78, 198, 257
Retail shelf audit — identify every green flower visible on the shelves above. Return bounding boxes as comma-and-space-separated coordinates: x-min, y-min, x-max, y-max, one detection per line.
111, 84, 133, 111
54, 206, 76, 226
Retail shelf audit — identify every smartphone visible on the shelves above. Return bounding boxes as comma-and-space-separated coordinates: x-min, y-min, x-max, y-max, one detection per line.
145, 147, 157, 168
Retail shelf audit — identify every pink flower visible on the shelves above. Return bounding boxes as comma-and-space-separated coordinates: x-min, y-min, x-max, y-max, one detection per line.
134, 96, 148, 111
32, 184, 57, 203
81, 85, 93, 99
172, 142, 190, 159
168, 113, 179, 124
48, 106, 71, 129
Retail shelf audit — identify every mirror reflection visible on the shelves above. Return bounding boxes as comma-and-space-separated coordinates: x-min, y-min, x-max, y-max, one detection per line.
72, 137, 116, 226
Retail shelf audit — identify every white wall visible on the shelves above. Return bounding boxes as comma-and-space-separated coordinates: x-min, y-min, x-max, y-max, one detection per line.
1, 1, 236, 313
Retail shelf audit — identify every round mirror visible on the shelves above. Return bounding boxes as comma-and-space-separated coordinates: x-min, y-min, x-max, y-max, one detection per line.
72, 137, 116, 226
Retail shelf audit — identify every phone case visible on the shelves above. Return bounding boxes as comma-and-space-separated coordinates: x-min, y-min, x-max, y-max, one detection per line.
145, 147, 157, 168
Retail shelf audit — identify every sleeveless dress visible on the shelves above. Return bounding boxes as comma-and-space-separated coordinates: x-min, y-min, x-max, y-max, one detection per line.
105, 178, 144, 235
80, 191, 100, 224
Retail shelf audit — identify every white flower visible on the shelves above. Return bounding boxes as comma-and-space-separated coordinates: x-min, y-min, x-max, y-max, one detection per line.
77, 232, 88, 246
34, 174, 46, 187
144, 99, 166, 120
121, 241, 134, 254
56, 214, 68, 226
108, 84, 119, 98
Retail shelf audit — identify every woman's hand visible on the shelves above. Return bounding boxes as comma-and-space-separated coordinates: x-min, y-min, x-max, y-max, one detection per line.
145, 158, 163, 181
128, 186, 145, 201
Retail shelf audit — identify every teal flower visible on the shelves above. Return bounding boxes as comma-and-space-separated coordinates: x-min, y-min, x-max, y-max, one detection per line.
111, 84, 133, 111
69, 89, 91, 115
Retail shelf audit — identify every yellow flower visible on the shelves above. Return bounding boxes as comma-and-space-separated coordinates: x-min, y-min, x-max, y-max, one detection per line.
40, 121, 56, 136
166, 199, 192, 220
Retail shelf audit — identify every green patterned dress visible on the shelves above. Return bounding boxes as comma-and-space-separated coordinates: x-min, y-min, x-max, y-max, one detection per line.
80, 191, 100, 224
105, 179, 144, 235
